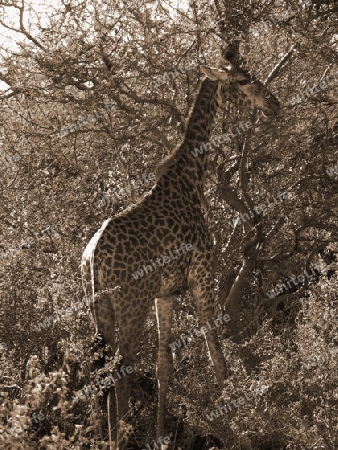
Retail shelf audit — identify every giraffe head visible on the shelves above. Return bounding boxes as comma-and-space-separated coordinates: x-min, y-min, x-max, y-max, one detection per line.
200, 64, 280, 116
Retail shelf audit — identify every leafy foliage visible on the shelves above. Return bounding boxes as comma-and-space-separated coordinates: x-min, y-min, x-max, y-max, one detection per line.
0, 0, 337, 448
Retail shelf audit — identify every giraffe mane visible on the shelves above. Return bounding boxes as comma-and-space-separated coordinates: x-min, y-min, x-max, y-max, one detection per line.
155, 77, 216, 180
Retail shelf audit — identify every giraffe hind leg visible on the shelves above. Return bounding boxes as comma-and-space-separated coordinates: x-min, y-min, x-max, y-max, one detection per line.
114, 298, 152, 449
91, 292, 117, 444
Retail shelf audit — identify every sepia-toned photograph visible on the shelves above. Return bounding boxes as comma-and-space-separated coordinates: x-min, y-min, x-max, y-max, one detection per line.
0, 1, 337, 449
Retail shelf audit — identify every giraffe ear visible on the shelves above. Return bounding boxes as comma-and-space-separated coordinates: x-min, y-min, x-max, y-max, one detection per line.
200, 65, 230, 81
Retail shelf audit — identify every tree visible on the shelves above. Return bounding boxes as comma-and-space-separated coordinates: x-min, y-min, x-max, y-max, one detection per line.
0, 0, 336, 448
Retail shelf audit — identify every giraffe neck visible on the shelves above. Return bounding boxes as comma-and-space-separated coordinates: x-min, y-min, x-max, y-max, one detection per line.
156, 78, 221, 199
184, 77, 220, 149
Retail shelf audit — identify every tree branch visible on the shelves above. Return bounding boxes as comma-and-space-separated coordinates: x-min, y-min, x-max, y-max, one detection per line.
0, 3, 46, 51
265, 45, 296, 84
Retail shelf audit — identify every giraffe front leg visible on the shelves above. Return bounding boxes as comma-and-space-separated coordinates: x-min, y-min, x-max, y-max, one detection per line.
188, 271, 228, 386
155, 297, 174, 442
200, 319, 228, 385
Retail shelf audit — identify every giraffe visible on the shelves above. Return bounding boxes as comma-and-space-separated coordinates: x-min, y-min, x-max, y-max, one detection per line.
81, 60, 280, 447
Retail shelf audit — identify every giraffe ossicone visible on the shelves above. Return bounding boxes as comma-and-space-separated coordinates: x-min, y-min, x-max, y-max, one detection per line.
81, 60, 280, 448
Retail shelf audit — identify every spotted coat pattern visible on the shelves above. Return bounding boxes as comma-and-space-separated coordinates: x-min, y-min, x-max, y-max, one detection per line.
81, 64, 280, 446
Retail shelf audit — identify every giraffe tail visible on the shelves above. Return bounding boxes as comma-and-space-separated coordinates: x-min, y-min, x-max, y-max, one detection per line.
82, 218, 118, 447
